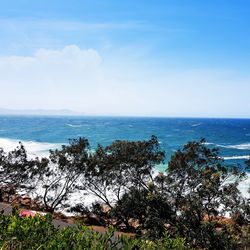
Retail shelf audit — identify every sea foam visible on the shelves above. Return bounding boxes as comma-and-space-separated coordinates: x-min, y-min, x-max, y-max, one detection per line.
223, 155, 250, 160
217, 143, 250, 150
191, 123, 202, 127
66, 124, 85, 128
0, 138, 61, 158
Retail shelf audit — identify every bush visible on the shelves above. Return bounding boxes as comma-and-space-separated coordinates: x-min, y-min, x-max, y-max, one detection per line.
0, 213, 190, 250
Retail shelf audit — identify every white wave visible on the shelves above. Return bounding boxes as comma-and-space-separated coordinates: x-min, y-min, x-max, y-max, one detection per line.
238, 173, 250, 199
66, 123, 84, 128
204, 142, 215, 145
217, 143, 250, 150
0, 138, 61, 158
191, 123, 202, 127
223, 155, 250, 160
22, 170, 250, 216
43, 170, 250, 215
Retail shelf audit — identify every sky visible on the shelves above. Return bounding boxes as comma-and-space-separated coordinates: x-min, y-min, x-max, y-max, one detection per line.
0, 0, 249, 118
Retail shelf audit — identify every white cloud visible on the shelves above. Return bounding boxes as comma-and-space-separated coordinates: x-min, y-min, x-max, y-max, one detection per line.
0, 45, 144, 114
0, 45, 101, 109
0, 44, 249, 117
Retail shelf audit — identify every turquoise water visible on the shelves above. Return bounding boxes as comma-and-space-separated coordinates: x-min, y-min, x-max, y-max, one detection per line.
0, 115, 250, 170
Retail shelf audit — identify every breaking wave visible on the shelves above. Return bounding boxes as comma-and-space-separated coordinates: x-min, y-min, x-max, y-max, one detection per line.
66, 124, 85, 128
191, 123, 202, 127
223, 155, 250, 160
217, 143, 250, 150
0, 138, 61, 158
238, 173, 250, 199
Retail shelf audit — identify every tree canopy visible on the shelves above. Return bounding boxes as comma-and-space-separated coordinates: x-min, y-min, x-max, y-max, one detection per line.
1, 137, 250, 249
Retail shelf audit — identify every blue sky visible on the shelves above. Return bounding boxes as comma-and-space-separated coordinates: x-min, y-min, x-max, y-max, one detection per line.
0, 0, 249, 117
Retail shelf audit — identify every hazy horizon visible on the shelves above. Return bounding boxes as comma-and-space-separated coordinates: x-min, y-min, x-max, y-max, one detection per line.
0, 107, 249, 119
0, 1, 249, 118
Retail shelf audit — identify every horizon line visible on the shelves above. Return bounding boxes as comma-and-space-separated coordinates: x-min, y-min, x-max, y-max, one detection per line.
0, 113, 249, 120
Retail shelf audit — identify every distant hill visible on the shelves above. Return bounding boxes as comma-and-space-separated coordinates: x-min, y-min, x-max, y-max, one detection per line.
0, 108, 85, 116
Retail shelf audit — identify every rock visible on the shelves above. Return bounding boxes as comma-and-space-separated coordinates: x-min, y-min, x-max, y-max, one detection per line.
101, 204, 111, 214
30, 198, 42, 210
20, 196, 31, 207
128, 218, 140, 229
9, 195, 21, 204
117, 222, 127, 230
85, 213, 105, 226
0, 186, 16, 203
0, 189, 3, 202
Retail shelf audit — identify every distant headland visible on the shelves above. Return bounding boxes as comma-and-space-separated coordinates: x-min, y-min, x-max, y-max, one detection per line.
0, 108, 85, 116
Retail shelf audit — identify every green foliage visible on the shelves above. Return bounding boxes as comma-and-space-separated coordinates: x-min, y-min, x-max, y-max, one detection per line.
82, 135, 165, 210
163, 139, 245, 249
110, 187, 148, 231
119, 233, 190, 250
1, 137, 250, 249
0, 212, 55, 250
0, 213, 190, 250
0, 142, 39, 190
111, 186, 174, 238
142, 187, 174, 239
37, 137, 90, 213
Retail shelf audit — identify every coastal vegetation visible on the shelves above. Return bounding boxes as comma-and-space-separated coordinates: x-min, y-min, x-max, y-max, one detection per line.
0, 212, 189, 250
1, 136, 250, 249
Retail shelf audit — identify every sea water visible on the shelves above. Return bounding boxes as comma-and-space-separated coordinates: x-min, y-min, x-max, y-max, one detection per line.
0, 116, 249, 164
0, 115, 250, 204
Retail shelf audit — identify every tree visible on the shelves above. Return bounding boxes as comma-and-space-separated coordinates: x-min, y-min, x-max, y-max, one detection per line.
75, 136, 166, 231
82, 135, 165, 210
0, 142, 41, 201
37, 138, 89, 213
161, 139, 245, 249
110, 187, 149, 231
111, 184, 174, 237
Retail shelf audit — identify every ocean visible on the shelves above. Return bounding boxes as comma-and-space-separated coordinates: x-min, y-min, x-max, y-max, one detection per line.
1, 115, 250, 208
0, 115, 250, 169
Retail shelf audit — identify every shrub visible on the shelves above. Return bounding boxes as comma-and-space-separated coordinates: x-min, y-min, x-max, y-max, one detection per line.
0, 213, 190, 250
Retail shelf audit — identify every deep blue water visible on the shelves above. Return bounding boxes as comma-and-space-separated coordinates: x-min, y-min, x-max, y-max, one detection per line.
0, 115, 250, 170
